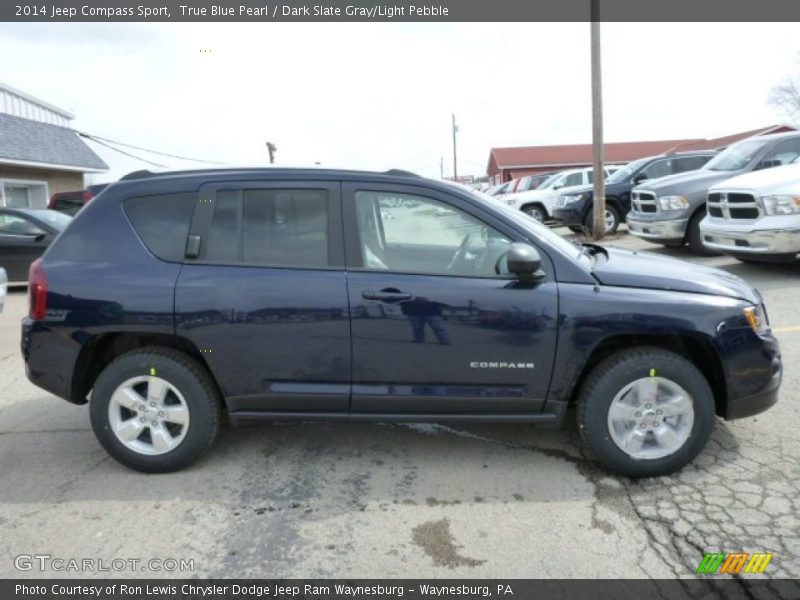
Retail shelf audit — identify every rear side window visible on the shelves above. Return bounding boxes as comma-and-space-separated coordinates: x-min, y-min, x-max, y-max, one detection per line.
204, 188, 330, 268
124, 193, 196, 262
674, 155, 713, 172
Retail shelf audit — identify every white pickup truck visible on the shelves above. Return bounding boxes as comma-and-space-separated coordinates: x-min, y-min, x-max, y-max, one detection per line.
700, 161, 800, 262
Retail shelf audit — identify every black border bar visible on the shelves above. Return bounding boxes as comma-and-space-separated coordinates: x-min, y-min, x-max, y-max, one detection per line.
3, 0, 800, 22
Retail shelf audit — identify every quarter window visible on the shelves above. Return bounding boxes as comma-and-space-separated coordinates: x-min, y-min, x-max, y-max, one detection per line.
354, 191, 511, 277
124, 193, 196, 262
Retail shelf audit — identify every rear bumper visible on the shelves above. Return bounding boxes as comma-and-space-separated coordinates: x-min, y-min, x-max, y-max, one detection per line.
21, 317, 82, 403
627, 216, 688, 242
700, 221, 800, 256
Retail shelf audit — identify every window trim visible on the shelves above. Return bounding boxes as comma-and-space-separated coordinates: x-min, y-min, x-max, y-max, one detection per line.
188, 180, 344, 271
341, 181, 543, 280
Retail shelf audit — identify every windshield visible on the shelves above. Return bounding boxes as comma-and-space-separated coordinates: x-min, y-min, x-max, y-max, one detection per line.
33, 210, 72, 230
704, 138, 768, 172
467, 188, 593, 268
605, 157, 652, 184
538, 172, 566, 190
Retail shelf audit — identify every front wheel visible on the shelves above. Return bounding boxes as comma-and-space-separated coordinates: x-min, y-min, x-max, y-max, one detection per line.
583, 205, 620, 235
687, 211, 719, 256
522, 204, 546, 222
577, 347, 715, 478
90, 348, 221, 473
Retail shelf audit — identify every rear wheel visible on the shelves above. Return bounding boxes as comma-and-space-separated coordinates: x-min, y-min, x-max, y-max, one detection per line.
90, 348, 221, 473
687, 210, 718, 256
577, 347, 715, 477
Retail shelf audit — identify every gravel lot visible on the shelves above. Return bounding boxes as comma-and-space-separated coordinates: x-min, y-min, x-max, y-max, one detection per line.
0, 229, 798, 580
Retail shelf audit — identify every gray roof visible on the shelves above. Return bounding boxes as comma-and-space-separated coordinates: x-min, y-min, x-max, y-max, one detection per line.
0, 113, 108, 171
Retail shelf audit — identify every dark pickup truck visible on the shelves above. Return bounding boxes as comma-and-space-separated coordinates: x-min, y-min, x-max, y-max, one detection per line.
22, 168, 781, 477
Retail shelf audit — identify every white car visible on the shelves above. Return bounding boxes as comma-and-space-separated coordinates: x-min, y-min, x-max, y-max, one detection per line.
502, 166, 618, 222
700, 160, 800, 262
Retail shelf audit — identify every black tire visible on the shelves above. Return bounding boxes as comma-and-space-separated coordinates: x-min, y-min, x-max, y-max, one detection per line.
522, 204, 546, 222
90, 348, 221, 473
687, 210, 718, 256
583, 204, 620, 235
577, 347, 715, 478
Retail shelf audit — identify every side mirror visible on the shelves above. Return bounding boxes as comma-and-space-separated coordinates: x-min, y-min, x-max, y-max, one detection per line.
506, 242, 546, 282
632, 173, 648, 184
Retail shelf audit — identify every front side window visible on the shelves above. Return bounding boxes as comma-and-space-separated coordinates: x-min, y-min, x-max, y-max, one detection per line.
354, 191, 511, 278
204, 188, 329, 268
762, 138, 800, 168
0, 213, 44, 235
562, 172, 584, 187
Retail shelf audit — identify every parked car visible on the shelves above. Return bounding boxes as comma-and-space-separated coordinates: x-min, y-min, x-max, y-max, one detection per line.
504, 166, 617, 222
0, 208, 72, 282
21, 167, 780, 476
552, 151, 716, 235
514, 171, 558, 194
48, 183, 110, 215
627, 132, 800, 254
0, 267, 6, 313
700, 160, 800, 263
486, 180, 517, 197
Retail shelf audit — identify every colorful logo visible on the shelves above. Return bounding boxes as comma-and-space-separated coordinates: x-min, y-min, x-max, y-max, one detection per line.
696, 552, 773, 574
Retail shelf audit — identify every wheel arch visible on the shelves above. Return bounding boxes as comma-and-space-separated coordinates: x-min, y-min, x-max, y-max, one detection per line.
71, 332, 218, 404
570, 333, 727, 416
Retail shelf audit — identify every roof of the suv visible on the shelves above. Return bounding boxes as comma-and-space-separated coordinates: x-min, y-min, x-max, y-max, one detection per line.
118, 167, 422, 183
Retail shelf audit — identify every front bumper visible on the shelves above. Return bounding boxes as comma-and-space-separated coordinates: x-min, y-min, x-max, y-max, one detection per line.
700, 220, 800, 256
552, 206, 583, 225
627, 216, 688, 242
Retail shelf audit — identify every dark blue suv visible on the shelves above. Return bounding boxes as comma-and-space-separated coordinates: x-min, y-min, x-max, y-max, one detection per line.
21, 168, 781, 476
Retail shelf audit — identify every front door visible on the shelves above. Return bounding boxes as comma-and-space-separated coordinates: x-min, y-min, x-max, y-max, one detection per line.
343, 183, 559, 415
175, 181, 351, 414
0, 212, 51, 281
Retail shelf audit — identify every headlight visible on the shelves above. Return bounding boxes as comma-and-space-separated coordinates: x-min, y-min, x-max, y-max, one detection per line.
743, 304, 770, 334
762, 194, 800, 216
658, 195, 689, 210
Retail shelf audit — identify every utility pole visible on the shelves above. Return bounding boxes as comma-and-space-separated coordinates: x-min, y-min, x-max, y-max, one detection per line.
590, 0, 605, 240
452, 114, 458, 181
440, 156, 444, 179
266, 142, 277, 164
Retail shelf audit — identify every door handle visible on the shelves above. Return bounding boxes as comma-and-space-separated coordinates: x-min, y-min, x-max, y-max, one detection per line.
362, 290, 413, 302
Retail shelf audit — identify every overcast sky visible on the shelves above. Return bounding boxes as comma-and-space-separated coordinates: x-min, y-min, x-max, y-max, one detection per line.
1, 22, 799, 182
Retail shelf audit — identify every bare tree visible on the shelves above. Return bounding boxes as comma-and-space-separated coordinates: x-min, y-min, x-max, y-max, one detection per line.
770, 56, 800, 125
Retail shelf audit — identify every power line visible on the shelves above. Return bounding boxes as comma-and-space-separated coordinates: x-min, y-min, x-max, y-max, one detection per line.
83, 136, 168, 168
76, 131, 229, 165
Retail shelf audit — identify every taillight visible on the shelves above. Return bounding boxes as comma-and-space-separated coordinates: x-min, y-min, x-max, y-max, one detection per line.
28, 259, 47, 320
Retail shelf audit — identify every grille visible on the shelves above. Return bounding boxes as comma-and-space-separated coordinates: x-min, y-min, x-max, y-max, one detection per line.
632, 191, 657, 213
707, 192, 760, 220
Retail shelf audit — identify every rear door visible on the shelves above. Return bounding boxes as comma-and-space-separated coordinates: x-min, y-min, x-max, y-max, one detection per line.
343, 182, 559, 415
175, 180, 351, 414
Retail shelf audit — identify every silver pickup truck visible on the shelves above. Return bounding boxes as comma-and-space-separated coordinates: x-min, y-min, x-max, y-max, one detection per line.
700, 161, 800, 262
627, 132, 800, 254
